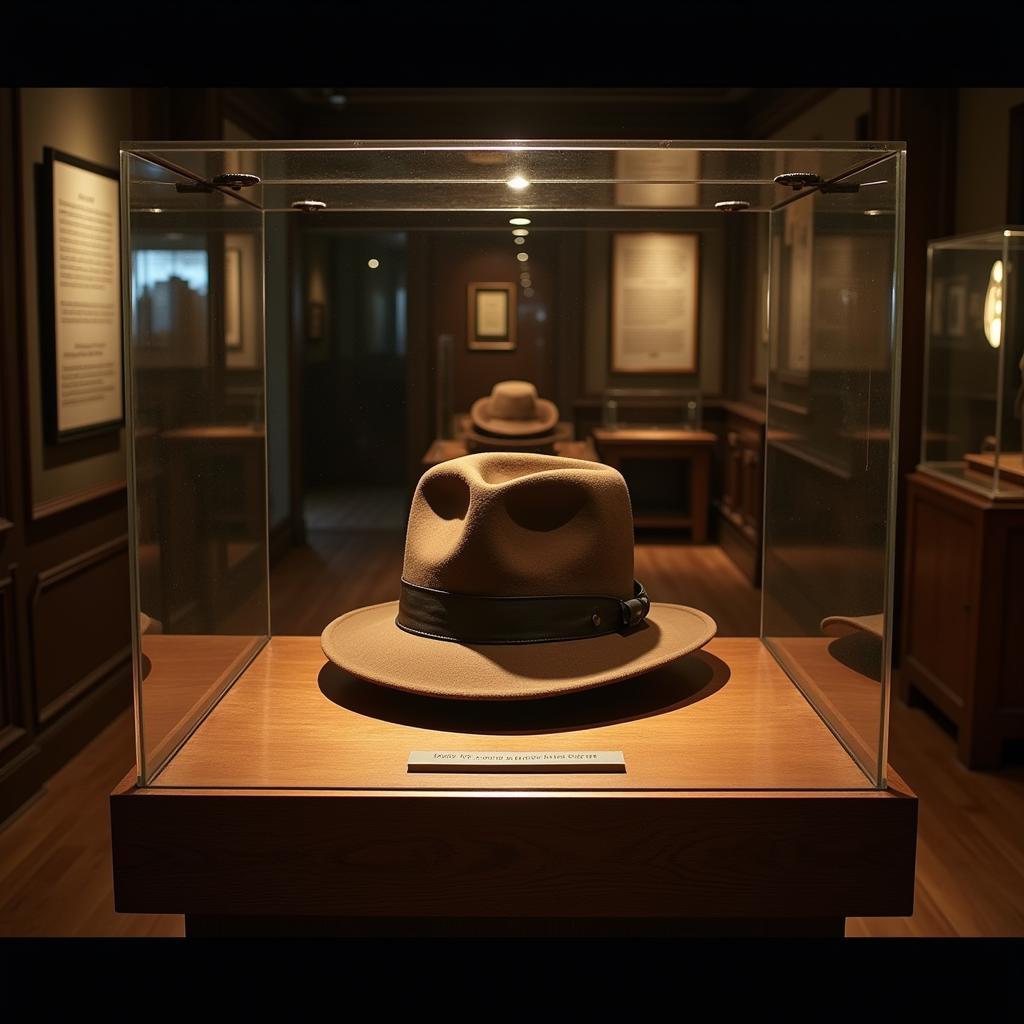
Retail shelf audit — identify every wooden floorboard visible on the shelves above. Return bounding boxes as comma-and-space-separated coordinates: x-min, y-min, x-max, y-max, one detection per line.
1, 506, 1022, 935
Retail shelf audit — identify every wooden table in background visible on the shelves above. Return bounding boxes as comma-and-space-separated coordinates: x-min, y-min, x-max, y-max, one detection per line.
591, 427, 716, 539
110, 636, 917, 937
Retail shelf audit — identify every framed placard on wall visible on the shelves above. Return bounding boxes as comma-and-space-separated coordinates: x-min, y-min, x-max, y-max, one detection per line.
38, 147, 123, 442
467, 282, 516, 351
611, 232, 699, 374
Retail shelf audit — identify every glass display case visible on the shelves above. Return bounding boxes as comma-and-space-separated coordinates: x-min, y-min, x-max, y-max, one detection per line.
920, 228, 1024, 499
601, 388, 702, 431
120, 139, 905, 798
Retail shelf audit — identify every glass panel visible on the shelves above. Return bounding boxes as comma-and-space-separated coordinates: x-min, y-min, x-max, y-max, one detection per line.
121, 141, 904, 794
124, 152, 269, 785
921, 228, 1024, 500
761, 152, 904, 787
123, 141, 897, 214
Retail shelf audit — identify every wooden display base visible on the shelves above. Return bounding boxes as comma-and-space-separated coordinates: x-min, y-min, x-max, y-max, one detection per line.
111, 637, 916, 934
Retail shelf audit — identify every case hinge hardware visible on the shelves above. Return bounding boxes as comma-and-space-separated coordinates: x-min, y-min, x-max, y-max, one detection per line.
773, 171, 860, 194
212, 173, 261, 190
175, 172, 261, 195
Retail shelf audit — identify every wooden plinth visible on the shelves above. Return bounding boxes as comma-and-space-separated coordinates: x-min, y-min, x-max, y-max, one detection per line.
591, 428, 716, 539
111, 637, 916, 932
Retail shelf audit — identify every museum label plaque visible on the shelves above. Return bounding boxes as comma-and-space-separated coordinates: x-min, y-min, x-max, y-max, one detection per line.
408, 751, 626, 773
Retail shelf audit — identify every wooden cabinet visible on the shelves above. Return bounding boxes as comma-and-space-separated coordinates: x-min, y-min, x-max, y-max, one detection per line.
717, 403, 766, 586
900, 471, 1024, 768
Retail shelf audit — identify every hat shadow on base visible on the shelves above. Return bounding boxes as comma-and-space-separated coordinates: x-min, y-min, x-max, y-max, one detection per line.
317, 649, 730, 735
826, 632, 882, 683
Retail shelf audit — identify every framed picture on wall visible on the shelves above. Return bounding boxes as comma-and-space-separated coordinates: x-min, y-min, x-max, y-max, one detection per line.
38, 147, 123, 442
611, 232, 699, 374
467, 282, 517, 351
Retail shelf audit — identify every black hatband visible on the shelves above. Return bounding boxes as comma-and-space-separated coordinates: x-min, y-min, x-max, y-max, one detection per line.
396, 578, 651, 645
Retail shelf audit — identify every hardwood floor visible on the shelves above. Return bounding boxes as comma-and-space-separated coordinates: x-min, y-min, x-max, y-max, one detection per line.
1, 498, 1022, 936
847, 694, 1024, 936
0, 707, 182, 937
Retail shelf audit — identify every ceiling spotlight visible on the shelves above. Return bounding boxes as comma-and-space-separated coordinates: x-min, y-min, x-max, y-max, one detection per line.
367, 258, 380, 269
507, 175, 529, 191
509, 217, 531, 226
514, 236, 526, 245
516, 251, 529, 262
512, 228, 529, 237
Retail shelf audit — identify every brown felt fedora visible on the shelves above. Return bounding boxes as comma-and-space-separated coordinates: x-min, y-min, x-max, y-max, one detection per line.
469, 380, 559, 438
321, 452, 717, 700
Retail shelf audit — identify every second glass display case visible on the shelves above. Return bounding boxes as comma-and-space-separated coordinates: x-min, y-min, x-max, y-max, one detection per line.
921, 227, 1024, 499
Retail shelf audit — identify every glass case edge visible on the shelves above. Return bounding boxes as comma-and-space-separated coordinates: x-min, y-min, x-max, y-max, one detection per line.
259, 209, 272, 641
761, 638, 877, 787
877, 149, 908, 790
120, 150, 146, 787
118, 138, 908, 154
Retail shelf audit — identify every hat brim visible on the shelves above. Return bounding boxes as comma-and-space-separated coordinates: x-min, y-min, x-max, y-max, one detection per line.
820, 613, 884, 639
321, 601, 717, 700
469, 396, 559, 438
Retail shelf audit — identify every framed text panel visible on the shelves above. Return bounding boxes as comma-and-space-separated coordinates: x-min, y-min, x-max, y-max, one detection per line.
611, 233, 699, 374
38, 148, 123, 442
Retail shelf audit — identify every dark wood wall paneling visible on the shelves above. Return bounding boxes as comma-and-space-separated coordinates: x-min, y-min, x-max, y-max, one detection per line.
428, 233, 559, 415
0, 88, 295, 822
0, 89, 137, 822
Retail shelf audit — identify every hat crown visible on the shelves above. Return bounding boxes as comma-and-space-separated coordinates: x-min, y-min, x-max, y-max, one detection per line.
488, 380, 538, 420
404, 453, 635, 600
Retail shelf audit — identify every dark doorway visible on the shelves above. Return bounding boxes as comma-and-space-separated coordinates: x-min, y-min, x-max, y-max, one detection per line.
299, 231, 408, 535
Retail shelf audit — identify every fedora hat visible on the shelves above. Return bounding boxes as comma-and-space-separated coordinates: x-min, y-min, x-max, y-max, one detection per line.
469, 380, 559, 439
321, 452, 716, 699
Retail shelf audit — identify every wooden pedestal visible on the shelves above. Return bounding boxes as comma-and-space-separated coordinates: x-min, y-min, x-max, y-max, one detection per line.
901, 470, 1024, 768
111, 637, 917, 936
